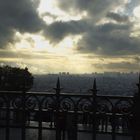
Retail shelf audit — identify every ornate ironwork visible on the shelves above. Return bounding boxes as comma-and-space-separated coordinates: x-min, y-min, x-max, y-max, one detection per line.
0, 76, 138, 140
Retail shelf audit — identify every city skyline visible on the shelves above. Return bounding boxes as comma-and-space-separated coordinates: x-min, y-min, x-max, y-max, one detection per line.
0, 0, 140, 74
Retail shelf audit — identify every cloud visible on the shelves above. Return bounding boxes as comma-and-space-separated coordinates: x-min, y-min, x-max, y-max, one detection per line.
1, 0, 140, 73
106, 12, 129, 22
134, 56, 140, 63
56, 0, 123, 19
43, 20, 89, 43
43, 0, 140, 56
1, 0, 139, 57
0, 49, 66, 60
76, 22, 140, 56
94, 61, 140, 72
41, 12, 58, 19
125, 0, 140, 15
0, 0, 44, 48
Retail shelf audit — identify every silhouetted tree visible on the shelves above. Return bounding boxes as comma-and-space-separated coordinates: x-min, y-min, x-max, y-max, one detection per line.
0, 66, 33, 91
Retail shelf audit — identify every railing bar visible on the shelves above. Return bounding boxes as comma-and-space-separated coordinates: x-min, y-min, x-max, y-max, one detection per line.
111, 111, 116, 140
74, 107, 78, 140
105, 117, 108, 132
21, 92, 26, 140
38, 103, 43, 140
6, 99, 10, 140
0, 91, 134, 98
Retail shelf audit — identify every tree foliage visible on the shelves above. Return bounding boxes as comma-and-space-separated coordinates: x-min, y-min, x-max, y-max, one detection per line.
0, 66, 33, 91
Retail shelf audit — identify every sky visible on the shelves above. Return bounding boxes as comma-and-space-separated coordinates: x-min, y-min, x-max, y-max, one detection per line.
0, 0, 140, 74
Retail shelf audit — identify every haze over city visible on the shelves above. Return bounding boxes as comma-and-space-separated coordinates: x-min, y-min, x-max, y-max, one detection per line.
0, 0, 140, 74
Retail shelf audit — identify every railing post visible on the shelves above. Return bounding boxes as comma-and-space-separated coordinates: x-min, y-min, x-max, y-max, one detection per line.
133, 74, 140, 140
38, 100, 43, 140
90, 78, 97, 140
73, 104, 78, 140
111, 105, 116, 140
21, 82, 26, 140
54, 78, 62, 140
5, 96, 10, 140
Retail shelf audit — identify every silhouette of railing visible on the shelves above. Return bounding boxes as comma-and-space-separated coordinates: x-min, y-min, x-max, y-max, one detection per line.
0, 77, 139, 140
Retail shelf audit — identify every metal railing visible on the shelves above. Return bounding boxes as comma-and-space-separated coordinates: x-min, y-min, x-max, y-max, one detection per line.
0, 78, 138, 140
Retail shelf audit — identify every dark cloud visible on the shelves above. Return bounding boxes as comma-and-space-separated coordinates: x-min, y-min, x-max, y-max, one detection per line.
106, 12, 129, 22
43, 15, 140, 56
43, 0, 140, 56
43, 20, 89, 43
0, 49, 18, 58
56, 0, 123, 20
76, 22, 140, 56
0, 61, 19, 67
94, 62, 140, 71
1, 0, 140, 63
0, 0, 44, 48
134, 56, 140, 63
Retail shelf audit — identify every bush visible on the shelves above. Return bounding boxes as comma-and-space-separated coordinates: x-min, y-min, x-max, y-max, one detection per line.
0, 66, 33, 91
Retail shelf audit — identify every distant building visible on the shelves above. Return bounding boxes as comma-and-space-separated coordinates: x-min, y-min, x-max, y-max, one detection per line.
59, 72, 70, 75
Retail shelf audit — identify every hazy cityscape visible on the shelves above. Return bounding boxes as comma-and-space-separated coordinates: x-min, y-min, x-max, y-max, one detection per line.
31, 72, 139, 96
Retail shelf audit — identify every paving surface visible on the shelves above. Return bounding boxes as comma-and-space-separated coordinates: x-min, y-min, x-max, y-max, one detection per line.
0, 128, 133, 140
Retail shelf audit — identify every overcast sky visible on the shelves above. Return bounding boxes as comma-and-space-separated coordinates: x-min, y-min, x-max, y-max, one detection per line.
0, 0, 140, 73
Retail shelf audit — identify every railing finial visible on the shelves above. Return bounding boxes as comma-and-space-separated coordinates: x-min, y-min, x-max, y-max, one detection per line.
137, 73, 140, 93
139, 73, 140, 85
90, 78, 98, 95
56, 77, 60, 89
93, 78, 97, 91
54, 77, 62, 93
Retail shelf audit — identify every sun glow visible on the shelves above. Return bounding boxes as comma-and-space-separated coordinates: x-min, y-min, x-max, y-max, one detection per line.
38, 0, 87, 23
133, 6, 140, 18
15, 31, 82, 56
12, 31, 92, 74
38, 0, 56, 14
